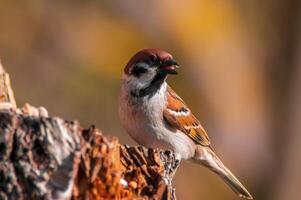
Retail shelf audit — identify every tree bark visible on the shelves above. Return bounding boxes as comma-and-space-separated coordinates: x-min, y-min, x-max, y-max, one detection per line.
0, 64, 177, 200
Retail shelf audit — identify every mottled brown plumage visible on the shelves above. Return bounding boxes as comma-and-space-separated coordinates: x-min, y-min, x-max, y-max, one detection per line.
164, 86, 211, 146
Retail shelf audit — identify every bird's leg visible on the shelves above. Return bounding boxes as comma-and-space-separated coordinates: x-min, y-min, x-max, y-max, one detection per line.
169, 154, 181, 178
162, 151, 181, 185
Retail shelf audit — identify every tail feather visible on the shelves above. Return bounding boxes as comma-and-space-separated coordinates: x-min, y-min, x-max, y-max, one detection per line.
193, 146, 253, 199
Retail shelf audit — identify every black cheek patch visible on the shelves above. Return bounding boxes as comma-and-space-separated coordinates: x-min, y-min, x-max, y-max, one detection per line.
131, 66, 147, 77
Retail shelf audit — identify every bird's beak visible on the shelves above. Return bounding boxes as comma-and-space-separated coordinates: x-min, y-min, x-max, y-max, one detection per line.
160, 58, 179, 75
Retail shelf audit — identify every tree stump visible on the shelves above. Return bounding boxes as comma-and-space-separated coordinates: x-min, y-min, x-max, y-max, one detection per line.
0, 63, 178, 200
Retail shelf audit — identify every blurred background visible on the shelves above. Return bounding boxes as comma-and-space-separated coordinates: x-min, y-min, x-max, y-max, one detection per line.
0, 0, 301, 199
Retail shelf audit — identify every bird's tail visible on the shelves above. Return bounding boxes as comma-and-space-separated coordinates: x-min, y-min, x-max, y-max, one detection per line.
193, 146, 253, 199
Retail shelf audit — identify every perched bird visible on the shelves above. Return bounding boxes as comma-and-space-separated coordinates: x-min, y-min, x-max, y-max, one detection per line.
118, 48, 253, 199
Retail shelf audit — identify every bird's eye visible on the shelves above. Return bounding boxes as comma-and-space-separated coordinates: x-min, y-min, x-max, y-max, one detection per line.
146, 55, 159, 66
131, 65, 147, 77
149, 55, 156, 62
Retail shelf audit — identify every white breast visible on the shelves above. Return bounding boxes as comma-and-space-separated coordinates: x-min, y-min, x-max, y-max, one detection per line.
118, 82, 196, 160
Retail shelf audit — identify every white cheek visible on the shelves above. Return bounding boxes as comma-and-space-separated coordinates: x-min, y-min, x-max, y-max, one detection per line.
141, 69, 156, 81
123, 69, 157, 90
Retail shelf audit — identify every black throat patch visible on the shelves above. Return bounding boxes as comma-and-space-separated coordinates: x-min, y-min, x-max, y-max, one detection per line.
131, 72, 167, 98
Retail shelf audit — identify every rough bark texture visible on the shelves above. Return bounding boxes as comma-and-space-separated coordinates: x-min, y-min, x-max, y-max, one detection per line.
0, 64, 177, 200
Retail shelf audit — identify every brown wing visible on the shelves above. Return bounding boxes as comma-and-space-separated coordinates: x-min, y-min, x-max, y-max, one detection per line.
163, 86, 211, 146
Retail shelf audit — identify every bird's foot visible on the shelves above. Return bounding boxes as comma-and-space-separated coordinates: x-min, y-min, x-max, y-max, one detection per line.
163, 151, 181, 183
169, 156, 181, 178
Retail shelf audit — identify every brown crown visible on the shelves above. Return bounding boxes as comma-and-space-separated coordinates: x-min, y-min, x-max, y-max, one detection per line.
124, 48, 173, 75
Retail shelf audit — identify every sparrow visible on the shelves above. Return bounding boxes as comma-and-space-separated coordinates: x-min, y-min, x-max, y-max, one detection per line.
118, 48, 253, 199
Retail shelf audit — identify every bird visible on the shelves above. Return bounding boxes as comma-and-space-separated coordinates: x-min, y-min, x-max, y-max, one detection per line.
118, 48, 253, 199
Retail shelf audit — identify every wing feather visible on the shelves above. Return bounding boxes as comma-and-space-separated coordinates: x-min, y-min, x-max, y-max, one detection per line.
163, 86, 211, 146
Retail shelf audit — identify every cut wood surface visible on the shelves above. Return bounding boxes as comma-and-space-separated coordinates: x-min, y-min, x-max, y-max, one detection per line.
0, 64, 178, 200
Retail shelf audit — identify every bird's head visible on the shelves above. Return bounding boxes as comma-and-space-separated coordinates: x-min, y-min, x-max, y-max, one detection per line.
123, 48, 179, 97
